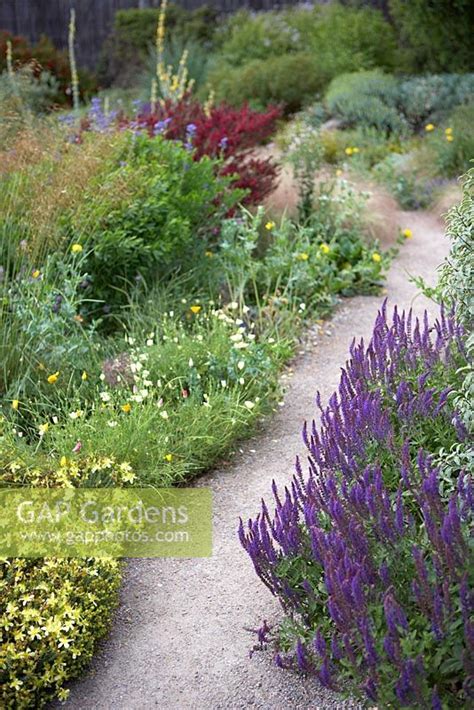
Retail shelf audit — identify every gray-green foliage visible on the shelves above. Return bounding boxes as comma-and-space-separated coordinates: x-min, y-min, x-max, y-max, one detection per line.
325, 70, 405, 135
323, 71, 474, 135
439, 169, 474, 435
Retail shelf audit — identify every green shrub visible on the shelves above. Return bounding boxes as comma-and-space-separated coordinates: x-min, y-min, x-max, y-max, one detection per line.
99, 4, 218, 87
210, 53, 328, 114
430, 104, 474, 177
399, 74, 474, 131
439, 168, 474, 433
389, 0, 474, 73
211, 5, 398, 113
0, 445, 141, 708
66, 132, 241, 311
325, 70, 406, 135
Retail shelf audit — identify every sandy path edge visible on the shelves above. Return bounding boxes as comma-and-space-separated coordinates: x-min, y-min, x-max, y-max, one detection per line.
60, 210, 448, 710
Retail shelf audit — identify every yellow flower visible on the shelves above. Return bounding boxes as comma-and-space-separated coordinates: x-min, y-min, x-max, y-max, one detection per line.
38, 423, 49, 436
121, 403, 132, 413
71, 243, 83, 254
81, 370, 88, 381
164, 453, 173, 462
352, 147, 360, 154
32, 269, 41, 279
47, 371, 60, 384
60, 456, 67, 467
446, 135, 454, 142
320, 243, 330, 255
205, 250, 213, 257
402, 228, 413, 239
372, 252, 382, 263
344, 147, 353, 156
297, 252, 309, 261
335, 169, 343, 177
425, 123, 435, 132
12, 399, 19, 410
445, 127, 453, 135
190, 305, 201, 314
265, 221, 276, 231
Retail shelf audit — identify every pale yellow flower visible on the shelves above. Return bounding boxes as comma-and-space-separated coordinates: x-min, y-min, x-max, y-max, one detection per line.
71, 243, 83, 254
297, 252, 309, 261
12, 399, 19, 410
425, 123, 435, 132
345, 147, 353, 156
320, 243, 330, 255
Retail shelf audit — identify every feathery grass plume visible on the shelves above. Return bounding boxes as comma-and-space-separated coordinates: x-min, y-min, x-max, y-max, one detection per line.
68, 8, 80, 112
155, 0, 194, 104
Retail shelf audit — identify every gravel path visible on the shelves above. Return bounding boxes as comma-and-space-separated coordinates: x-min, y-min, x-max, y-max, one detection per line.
61, 210, 448, 710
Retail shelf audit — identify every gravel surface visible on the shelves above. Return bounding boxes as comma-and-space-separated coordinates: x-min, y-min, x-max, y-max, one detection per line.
60, 211, 448, 710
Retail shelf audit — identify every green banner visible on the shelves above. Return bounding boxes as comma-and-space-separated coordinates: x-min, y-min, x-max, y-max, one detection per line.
0, 488, 212, 558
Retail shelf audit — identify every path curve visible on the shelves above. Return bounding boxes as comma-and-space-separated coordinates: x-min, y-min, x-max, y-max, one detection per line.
61, 210, 449, 710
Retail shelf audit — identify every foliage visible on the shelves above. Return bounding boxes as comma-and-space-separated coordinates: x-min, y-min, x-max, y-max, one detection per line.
122, 98, 281, 207
323, 71, 474, 136
389, 0, 474, 73
0, 556, 121, 707
439, 169, 474, 436
0, 30, 97, 106
428, 104, 474, 178
240, 303, 472, 708
68, 132, 240, 312
325, 70, 405, 135
399, 74, 474, 132
210, 4, 397, 115
0, 441, 142, 708
209, 52, 327, 115
98, 4, 218, 88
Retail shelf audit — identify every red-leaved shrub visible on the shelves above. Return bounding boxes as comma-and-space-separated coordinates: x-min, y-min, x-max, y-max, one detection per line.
126, 97, 281, 206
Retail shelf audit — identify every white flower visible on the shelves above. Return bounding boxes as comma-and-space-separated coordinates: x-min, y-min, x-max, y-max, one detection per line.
244, 400, 255, 409
160, 410, 169, 420
242, 305, 250, 314
100, 392, 111, 403
146, 339, 153, 347
237, 360, 245, 370
229, 301, 239, 310
239, 377, 245, 385
99, 373, 105, 381
268, 337, 275, 344
107, 420, 118, 428
230, 333, 243, 342
52, 416, 59, 424
299, 303, 306, 311
143, 379, 153, 387
221, 380, 227, 388
197, 334, 203, 342
234, 341, 249, 350
189, 358, 194, 367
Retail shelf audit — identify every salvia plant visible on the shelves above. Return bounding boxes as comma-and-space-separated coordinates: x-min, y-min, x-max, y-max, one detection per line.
239, 302, 473, 708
